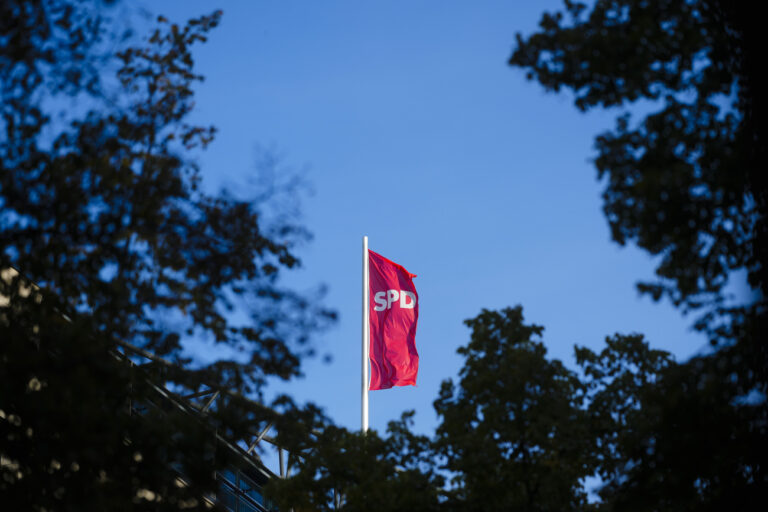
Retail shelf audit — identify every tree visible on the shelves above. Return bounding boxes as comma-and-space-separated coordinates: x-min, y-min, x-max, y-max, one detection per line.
434, 307, 594, 512
267, 307, 626, 512
510, 0, 768, 507
266, 410, 444, 512
510, 0, 765, 319
1, 1, 332, 509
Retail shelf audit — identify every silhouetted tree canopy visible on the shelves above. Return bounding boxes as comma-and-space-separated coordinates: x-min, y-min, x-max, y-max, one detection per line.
266, 412, 444, 512
270, 306, 744, 512
510, 0, 765, 318
1, 1, 332, 509
433, 307, 593, 512
509, 0, 767, 508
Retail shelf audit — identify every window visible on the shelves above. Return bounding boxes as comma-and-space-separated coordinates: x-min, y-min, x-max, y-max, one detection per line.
217, 468, 272, 512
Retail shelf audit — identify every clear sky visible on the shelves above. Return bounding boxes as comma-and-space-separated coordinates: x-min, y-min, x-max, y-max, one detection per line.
142, 0, 710, 437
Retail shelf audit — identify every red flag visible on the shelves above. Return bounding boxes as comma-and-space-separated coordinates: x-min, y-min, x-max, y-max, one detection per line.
368, 250, 419, 390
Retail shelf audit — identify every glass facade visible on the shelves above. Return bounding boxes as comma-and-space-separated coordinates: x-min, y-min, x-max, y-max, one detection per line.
217, 467, 274, 512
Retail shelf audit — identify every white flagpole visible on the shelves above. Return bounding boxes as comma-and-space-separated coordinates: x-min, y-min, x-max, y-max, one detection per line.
362, 235, 370, 432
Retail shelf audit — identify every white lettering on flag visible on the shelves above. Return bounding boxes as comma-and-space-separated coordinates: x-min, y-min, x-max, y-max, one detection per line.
373, 290, 418, 311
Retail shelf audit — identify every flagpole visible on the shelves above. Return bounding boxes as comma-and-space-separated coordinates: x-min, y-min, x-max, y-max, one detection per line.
362, 235, 370, 432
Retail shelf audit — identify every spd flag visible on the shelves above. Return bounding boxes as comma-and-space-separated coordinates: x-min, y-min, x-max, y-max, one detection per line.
368, 250, 419, 390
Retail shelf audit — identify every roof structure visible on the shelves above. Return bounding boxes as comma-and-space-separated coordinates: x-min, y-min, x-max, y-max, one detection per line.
1, 265, 319, 511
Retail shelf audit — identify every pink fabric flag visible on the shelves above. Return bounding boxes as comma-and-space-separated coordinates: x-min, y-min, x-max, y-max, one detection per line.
368, 250, 419, 390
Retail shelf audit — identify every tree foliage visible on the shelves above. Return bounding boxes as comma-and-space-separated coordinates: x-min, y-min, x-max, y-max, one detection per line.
508, 0, 767, 508
270, 306, 746, 512
1, 1, 332, 509
1, 292, 225, 510
510, 0, 765, 316
434, 307, 593, 512
272, 307, 764, 511
267, 411, 443, 512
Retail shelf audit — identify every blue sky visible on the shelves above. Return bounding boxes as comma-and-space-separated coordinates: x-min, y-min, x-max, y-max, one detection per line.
142, 0, 711, 436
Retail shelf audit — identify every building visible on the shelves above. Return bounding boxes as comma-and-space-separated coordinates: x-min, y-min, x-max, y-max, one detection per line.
1, 266, 297, 511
